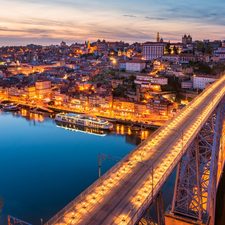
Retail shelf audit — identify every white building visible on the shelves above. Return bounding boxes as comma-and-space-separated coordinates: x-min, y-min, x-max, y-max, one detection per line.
135, 74, 168, 85
125, 60, 146, 72
118, 60, 126, 69
142, 42, 166, 60
193, 75, 219, 89
161, 54, 180, 63
181, 81, 193, 89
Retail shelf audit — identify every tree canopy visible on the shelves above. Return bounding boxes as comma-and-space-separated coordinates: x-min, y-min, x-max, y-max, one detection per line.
206, 45, 214, 54
173, 46, 178, 54
196, 41, 205, 52
165, 43, 171, 54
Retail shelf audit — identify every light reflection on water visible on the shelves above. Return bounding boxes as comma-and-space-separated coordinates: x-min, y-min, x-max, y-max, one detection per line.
0, 109, 176, 225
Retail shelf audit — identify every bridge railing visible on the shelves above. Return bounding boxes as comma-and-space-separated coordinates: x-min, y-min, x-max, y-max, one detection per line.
45, 159, 124, 225
45, 99, 204, 225
45, 133, 155, 225
45, 79, 224, 225
128, 86, 224, 225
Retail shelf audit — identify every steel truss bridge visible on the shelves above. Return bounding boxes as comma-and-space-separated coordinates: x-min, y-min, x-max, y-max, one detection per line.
45, 76, 225, 225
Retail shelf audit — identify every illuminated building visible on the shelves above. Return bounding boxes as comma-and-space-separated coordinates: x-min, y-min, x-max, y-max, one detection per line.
142, 42, 166, 60
88, 94, 113, 108
182, 34, 192, 45
135, 74, 168, 85
113, 99, 135, 111
179, 53, 197, 63
134, 102, 147, 113
147, 98, 172, 116
193, 75, 219, 89
35, 80, 52, 98
157, 32, 160, 42
79, 95, 89, 106
125, 60, 146, 72
97, 40, 107, 51
24, 86, 36, 99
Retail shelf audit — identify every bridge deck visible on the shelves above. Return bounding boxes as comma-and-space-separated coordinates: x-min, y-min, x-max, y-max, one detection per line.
46, 76, 225, 225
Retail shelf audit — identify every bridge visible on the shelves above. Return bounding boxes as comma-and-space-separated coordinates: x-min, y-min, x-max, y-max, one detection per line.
45, 75, 225, 225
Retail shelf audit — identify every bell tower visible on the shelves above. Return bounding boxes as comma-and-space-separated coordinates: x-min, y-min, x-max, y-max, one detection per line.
157, 32, 160, 42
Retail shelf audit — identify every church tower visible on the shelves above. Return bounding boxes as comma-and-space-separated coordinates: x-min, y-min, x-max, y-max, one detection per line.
87, 41, 90, 49
157, 32, 160, 42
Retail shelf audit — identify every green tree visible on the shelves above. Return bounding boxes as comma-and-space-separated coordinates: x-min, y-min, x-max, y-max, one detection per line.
196, 41, 205, 53
129, 75, 136, 82
206, 45, 214, 54
113, 85, 126, 97
165, 43, 171, 54
173, 46, 178, 54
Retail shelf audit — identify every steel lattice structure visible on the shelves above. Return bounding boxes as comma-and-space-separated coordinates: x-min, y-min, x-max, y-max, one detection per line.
169, 99, 225, 224
45, 76, 225, 225
7, 215, 32, 225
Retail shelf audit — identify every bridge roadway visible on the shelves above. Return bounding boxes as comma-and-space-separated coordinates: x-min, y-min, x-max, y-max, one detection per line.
46, 75, 225, 225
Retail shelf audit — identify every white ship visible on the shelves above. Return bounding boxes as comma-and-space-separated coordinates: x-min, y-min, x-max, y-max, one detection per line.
55, 113, 114, 130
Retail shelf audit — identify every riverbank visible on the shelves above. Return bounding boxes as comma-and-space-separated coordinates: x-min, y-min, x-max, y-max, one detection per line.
1, 98, 163, 129
47, 106, 162, 129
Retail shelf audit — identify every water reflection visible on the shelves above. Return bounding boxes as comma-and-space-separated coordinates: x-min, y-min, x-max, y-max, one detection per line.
1, 108, 50, 123
56, 121, 108, 137
3, 108, 153, 145
55, 122, 153, 145
0, 108, 173, 225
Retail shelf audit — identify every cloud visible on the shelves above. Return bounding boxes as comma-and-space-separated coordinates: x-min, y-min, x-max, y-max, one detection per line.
145, 17, 167, 20
123, 15, 136, 18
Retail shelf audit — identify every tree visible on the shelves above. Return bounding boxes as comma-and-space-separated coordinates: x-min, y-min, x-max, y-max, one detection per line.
129, 75, 136, 82
173, 46, 178, 54
113, 85, 126, 97
196, 41, 205, 53
206, 45, 214, 54
165, 43, 171, 54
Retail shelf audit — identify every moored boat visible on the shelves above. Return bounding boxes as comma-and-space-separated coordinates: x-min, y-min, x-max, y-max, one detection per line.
3, 103, 20, 111
55, 113, 113, 130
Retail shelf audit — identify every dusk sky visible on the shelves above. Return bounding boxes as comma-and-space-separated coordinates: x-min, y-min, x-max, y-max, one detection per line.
1, 0, 225, 46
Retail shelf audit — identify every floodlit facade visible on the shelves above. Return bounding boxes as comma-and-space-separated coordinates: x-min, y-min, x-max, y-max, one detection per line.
142, 42, 166, 60
193, 75, 219, 89
125, 60, 146, 72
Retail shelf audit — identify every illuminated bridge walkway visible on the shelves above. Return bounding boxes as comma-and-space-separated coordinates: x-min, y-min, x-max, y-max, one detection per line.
45, 76, 225, 225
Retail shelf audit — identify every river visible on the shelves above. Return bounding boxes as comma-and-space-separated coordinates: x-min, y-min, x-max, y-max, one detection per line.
0, 109, 180, 225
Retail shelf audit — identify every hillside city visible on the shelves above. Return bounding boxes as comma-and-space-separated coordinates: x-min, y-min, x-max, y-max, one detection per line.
0, 33, 224, 125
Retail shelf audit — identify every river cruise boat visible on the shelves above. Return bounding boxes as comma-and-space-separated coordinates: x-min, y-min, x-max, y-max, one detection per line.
55, 113, 114, 130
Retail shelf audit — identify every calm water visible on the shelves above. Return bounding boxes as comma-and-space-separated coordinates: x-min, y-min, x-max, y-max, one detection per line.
0, 110, 177, 225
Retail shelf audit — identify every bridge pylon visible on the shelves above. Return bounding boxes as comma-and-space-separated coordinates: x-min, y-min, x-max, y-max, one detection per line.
165, 99, 225, 225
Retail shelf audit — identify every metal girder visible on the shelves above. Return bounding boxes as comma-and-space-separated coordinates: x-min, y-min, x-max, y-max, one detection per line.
8, 215, 32, 225
171, 99, 225, 224
139, 191, 165, 225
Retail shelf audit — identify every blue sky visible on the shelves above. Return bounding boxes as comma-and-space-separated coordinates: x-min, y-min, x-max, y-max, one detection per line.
0, 0, 225, 46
